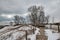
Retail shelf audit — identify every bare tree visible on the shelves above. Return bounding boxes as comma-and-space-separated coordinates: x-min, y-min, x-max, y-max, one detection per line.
14, 15, 26, 25
28, 6, 38, 25
20, 16, 26, 24
28, 5, 45, 26
14, 15, 20, 25
45, 15, 50, 24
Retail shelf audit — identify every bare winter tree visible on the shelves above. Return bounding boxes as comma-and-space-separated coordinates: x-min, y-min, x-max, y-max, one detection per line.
14, 15, 20, 25
45, 15, 50, 24
14, 15, 26, 25
28, 5, 45, 26
20, 16, 26, 24
28, 6, 37, 25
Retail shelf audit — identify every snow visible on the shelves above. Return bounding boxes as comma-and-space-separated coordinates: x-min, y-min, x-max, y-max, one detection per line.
27, 27, 40, 40
28, 34, 36, 40
35, 27, 40, 35
7, 31, 25, 40
0, 30, 26, 40
0, 26, 20, 36
0, 25, 40, 40
18, 26, 32, 30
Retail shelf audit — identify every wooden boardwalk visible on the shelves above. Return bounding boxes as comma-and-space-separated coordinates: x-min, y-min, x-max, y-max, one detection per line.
36, 27, 48, 40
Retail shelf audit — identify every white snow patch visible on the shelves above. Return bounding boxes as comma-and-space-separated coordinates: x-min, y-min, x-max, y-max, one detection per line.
0, 25, 40, 40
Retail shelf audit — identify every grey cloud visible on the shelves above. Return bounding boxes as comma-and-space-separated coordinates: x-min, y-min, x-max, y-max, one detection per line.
0, 0, 60, 22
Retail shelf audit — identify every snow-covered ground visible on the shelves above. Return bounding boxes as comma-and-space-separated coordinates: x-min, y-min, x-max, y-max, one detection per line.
0, 25, 40, 40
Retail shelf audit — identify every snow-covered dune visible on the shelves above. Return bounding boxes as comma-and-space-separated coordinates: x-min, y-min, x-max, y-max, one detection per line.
0, 25, 40, 40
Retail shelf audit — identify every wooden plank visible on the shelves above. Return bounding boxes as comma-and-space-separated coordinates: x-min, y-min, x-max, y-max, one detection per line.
36, 35, 48, 40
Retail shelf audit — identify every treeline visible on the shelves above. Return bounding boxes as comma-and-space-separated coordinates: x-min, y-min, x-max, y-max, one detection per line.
12, 5, 49, 26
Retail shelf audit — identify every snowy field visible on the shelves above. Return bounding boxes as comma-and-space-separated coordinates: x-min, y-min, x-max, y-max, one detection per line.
0, 25, 40, 40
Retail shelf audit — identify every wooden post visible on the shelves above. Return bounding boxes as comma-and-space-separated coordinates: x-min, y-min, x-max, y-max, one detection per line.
50, 24, 52, 29
26, 31, 27, 40
58, 24, 60, 32
33, 28, 35, 34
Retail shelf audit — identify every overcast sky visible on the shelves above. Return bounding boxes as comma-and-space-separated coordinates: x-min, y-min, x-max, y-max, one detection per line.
0, 0, 60, 22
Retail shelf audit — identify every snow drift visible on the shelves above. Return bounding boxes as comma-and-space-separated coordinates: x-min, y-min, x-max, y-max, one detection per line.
0, 25, 40, 40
